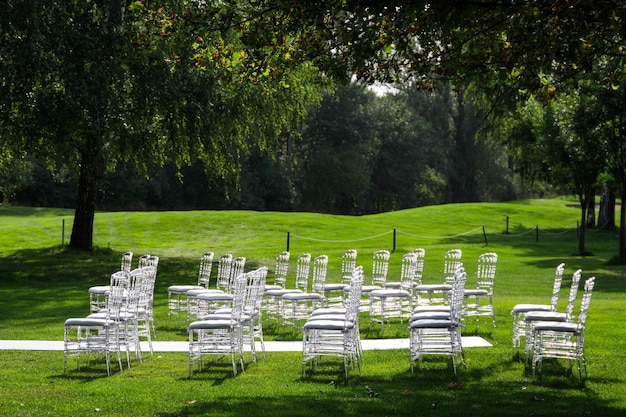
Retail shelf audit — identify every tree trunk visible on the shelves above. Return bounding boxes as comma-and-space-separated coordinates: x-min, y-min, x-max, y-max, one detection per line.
618, 183, 626, 258
598, 186, 616, 229
69, 149, 100, 250
586, 196, 596, 228
578, 193, 589, 255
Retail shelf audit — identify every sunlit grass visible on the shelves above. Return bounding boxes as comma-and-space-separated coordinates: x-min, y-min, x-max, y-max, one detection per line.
0, 199, 624, 416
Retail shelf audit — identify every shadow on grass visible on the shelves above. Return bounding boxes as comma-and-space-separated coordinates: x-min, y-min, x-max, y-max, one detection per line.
154, 360, 625, 417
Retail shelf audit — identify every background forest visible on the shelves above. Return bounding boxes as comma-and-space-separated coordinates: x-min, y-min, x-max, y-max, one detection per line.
0, 83, 527, 214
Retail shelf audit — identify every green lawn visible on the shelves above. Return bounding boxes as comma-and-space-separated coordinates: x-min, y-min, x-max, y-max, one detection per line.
0, 199, 624, 416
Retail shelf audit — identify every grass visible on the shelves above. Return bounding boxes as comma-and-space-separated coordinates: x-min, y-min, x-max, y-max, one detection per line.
0, 198, 625, 416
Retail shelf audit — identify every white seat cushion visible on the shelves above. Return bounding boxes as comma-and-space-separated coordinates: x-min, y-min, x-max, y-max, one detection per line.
511, 303, 552, 314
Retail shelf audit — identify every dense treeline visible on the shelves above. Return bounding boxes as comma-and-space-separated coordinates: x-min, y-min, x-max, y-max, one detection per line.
1, 83, 522, 214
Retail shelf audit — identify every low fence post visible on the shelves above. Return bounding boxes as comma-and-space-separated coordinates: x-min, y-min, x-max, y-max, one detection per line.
286, 231, 290, 252
536, 225, 539, 242
392, 228, 396, 253
482, 226, 488, 246
61, 219, 65, 246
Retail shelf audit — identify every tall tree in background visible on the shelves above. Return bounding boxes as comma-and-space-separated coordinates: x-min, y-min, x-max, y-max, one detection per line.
509, 95, 606, 255
573, 61, 626, 258
0, 0, 321, 249
293, 84, 377, 214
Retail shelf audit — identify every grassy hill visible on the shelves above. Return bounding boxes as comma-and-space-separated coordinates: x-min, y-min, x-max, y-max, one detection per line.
0, 199, 624, 416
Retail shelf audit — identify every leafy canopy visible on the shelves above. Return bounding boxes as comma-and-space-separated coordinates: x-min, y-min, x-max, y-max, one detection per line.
146, 1, 626, 99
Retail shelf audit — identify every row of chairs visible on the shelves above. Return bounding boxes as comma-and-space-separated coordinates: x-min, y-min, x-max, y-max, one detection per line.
511, 263, 596, 381
300, 262, 470, 379
188, 267, 268, 375
302, 265, 364, 379
64, 261, 159, 375
364, 249, 497, 335
168, 253, 247, 321
260, 249, 497, 336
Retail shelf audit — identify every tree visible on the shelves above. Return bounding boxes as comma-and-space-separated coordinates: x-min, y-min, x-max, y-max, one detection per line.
509, 95, 606, 255
368, 91, 440, 212
0, 0, 322, 249
573, 62, 626, 258
293, 84, 378, 214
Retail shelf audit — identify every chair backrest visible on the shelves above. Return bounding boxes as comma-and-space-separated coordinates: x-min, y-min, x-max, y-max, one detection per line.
577, 277, 595, 329
229, 257, 247, 293
148, 255, 159, 268
311, 255, 329, 294
273, 251, 290, 288
450, 265, 467, 323
139, 265, 158, 308
197, 252, 214, 288
243, 269, 264, 316
138, 254, 151, 268
253, 267, 269, 312
564, 269, 582, 322
216, 254, 233, 291
126, 268, 144, 313
411, 248, 426, 286
230, 273, 249, 321
371, 249, 390, 286
400, 252, 418, 291
341, 249, 358, 284
550, 263, 566, 311
295, 253, 312, 291
345, 266, 364, 325
476, 252, 498, 292
121, 252, 133, 272
443, 249, 462, 285
108, 271, 129, 318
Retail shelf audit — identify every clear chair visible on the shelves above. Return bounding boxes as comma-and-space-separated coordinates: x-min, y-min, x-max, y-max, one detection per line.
196, 256, 246, 316
302, 265, 364, 379
264, 251, 290, 292
264, 253, 311, 326
65, 271, 128, 375
463, 252, 498, 329
118, 268, 144, 366
369, 252, 418, 335
202, 267, 268, 363
88, 268, 144, 368
168, 252, 214, 321
511, 263, 565, 348
136, 265, 159, 354
413, 249, 462, 306
88, 251, 133, 313
323, 249, 357, 307
188, 272, 249, 376
282, 255, 328, 333
263, 251, 290, 324
409, 264, 466, 375
531, 277, 595, 382
356, 250, 390, 312
249, 267, 269, 357
411, 248, 426, 288
186, 254, 233, 320
523, 269, 582, 357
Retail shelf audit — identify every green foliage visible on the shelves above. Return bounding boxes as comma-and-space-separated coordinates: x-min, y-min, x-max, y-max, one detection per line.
161, 2, 626, 99
293, 83, 515, 214
0, 0, 326, 248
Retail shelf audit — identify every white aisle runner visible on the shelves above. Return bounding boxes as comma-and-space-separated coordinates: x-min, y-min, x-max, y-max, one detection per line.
0, 337, 491, 352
